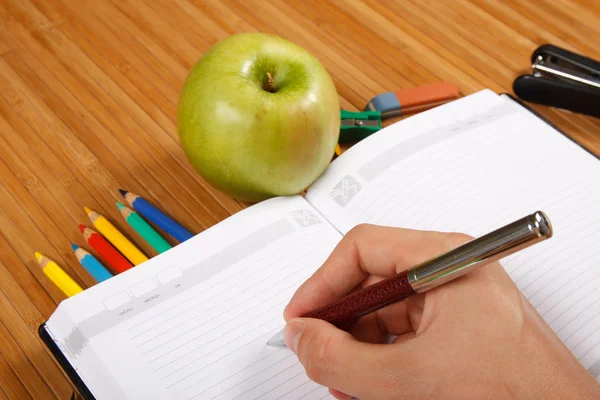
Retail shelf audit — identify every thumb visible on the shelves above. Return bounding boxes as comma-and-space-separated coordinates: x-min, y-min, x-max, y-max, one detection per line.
284, 317, 395, 397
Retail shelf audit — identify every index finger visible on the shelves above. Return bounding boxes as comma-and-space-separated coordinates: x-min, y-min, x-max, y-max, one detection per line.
283, 224, 472, 321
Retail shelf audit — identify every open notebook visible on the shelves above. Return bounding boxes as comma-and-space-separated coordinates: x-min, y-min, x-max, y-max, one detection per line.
40, 90, 600, 399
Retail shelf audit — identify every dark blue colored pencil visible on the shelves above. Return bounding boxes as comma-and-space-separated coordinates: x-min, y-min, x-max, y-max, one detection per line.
119, 189, 194, 242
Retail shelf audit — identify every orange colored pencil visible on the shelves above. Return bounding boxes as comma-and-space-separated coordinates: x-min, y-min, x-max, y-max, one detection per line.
79, 224, 133, 274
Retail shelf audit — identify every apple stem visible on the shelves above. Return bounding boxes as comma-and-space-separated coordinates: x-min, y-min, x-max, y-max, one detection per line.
264, 72, 275, 92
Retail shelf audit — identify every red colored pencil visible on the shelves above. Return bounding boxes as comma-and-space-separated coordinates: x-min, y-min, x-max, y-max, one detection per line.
79, 224, 133, 274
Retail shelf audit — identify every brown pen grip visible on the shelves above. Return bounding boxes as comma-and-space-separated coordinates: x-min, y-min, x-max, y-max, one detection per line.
302, 270, 415, 329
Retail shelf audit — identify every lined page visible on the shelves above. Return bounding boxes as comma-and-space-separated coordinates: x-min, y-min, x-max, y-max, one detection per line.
306, 90, 600, 381
46, 196, 339, 399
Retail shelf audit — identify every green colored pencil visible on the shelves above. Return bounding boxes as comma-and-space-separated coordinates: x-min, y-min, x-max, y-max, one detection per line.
116, 202, 172, 254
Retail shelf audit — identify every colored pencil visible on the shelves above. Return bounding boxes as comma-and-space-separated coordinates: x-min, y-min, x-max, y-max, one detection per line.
35, 252, 83, 297
79, 225, 133, 273
116, 202, 172, 254
119, 189, 194, 242
84, 206, 148, 265
71, 243, 113, 283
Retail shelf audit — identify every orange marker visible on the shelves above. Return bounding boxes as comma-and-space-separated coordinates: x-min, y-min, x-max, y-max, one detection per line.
364, 82, 460, 118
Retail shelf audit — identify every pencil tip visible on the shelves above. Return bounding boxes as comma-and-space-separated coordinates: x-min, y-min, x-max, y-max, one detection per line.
83, 206, 92, 215
71, 243, 78, 251
78, 224, 86, 233
116, 202, 124, 211
34, 251, 43, 263
118, 189, 128, 197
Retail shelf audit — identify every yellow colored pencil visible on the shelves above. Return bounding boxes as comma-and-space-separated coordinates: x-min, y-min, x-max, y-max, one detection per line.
35, 252, 83, 297
84, 206, 148, 266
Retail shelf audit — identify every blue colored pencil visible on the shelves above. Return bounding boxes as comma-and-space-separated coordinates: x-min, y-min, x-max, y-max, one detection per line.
71, 243, 113, 283
119, 189, 194, 242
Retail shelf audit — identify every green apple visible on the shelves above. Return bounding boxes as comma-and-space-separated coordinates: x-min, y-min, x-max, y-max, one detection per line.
177, 32, 340, 203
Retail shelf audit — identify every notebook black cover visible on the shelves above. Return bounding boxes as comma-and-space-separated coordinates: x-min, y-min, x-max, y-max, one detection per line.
37, 93, 598, 399
39, 322, 96, 399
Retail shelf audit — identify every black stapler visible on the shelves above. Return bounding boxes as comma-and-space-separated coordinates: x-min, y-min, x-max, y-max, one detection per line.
513, 44, 600, 118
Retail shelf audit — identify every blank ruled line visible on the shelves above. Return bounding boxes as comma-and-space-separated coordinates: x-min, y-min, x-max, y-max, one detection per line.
145, 270, 310, 359
572, 326, 600, 354
124, 233, 311, 339
141, 274, 301, 354
579, 335, 600, 361
249, 370, 306, 400
348, 147, 445, 215
562, 308, 600, 343
522, 251, 600, 309
298, 386, 323, 399
143, 247, 330, 358
146, 243, 334, 367
548, 289, 600, 326
376, 171, 466, 225
454, 180, 591, 237
184, 353, 295, 399
417, 159, 549, 232
504, 197, 600, 271
394, 175, 482, 226
504, 208, 599, 273
159, 316, 281, 378
554, 202, 600, 232
385, 145, 532, 228
526, 247, 600, 298
351, 151, 453, 220
136, 245, 329, 350
345, 130, 467, 214
554, 298, 600, 334
124, 228, 311, 337
541, 276, 600, 316
364, 149, 489, 224
512, 216, 600, 284
133, 216, 342, 396
229, 363, 298, 400
275, 376, 313, 400
177, 348, 286, 396
149, 293, 285, 362
164, 326, 283, 389
371, 137, 525, 227
504, 220, 598, 281
199, 357, 297, 400
129, 232, 328, 343
456, 183, 587, 237
518, 240, 600, 289
350, 128, 506, 220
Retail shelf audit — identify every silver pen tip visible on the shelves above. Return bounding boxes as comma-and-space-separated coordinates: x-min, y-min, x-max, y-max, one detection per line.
266, 330, 286, 347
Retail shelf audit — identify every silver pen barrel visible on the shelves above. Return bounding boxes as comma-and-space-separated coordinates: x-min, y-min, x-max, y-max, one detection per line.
408, 211, 553, 293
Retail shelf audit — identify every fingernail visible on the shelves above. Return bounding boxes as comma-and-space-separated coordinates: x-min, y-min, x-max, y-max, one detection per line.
284, 319, 304, 353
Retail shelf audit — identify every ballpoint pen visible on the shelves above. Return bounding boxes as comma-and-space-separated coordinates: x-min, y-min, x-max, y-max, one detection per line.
267, 211, 553, 347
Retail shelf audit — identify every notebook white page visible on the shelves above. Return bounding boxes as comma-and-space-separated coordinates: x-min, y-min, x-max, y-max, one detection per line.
46, 195, 341, 399
306, 89, 600, 381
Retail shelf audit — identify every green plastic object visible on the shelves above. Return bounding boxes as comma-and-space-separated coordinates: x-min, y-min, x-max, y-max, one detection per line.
339, 109, 382, 143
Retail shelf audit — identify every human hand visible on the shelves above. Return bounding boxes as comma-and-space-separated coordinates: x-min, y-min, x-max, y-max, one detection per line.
283, 224, 600, 399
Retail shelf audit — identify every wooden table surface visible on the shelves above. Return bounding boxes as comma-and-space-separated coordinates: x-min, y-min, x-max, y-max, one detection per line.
1, 0, 599, 398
